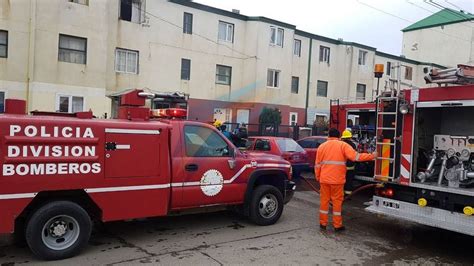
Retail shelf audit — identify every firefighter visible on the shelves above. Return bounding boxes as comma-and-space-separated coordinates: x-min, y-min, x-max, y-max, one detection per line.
315, 128, 375, 232
341, 130, 357, 195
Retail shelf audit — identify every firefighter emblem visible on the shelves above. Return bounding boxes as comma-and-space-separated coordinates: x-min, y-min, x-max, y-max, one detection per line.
200, 169, 224, 196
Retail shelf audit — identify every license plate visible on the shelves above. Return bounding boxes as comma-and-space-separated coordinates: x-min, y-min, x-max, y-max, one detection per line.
381, 199, 400, 210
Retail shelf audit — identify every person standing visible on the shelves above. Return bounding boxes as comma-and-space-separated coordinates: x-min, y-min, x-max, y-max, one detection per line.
315, 128, 375, 232
341, 130, 357, 195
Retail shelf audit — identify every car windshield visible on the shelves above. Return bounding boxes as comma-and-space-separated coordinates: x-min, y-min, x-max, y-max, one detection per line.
276, 139, 304, 152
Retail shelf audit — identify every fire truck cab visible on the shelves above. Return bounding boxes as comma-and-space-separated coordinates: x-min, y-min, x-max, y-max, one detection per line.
0, 90, 294, 260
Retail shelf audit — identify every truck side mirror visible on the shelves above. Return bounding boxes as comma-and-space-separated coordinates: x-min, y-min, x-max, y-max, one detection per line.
228, 147, 236, 158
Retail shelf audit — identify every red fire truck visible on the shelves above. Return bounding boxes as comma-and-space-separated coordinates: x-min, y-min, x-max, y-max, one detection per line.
0, 90, 295, 260
365, 84, 474, 236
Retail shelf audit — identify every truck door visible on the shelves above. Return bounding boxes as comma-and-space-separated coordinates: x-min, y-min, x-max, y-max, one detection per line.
179, 124, 245, 207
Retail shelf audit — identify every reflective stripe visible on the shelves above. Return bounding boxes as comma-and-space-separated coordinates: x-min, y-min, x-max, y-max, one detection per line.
315, 164, 321, 168
355, 153, 361, 161
346, 166, 355, 170
320, 160, 346, 165
319, 210, 329, 214
333, 212, 342, 216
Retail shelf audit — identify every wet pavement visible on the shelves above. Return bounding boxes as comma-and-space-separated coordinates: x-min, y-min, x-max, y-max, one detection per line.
1, 174, 474, 265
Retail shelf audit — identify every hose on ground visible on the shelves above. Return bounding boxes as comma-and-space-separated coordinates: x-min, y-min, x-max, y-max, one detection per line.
299, 176, 378, 200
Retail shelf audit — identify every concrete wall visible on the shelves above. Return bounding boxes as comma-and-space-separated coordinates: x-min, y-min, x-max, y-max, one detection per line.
402, 22, 474, 67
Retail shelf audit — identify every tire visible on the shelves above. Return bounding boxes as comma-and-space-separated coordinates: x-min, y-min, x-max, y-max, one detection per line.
249, 185, 284, 226
25, 201, 92, 260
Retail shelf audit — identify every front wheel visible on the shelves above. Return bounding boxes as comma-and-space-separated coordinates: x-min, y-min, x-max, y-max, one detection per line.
249, 185, 284, 226
25, 201, 92, 260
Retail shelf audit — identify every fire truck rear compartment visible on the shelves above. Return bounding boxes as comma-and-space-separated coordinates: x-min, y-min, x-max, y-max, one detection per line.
413, 106, 474, 196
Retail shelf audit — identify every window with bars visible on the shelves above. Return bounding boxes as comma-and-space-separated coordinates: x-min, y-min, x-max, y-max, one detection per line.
58, 34, 87, 64
319, 46, 330, 63
181, 58, 191, 80
57, 95, 84, 113
291, 76, 299, 94
267, 69, 280, 88
218, 21, 234, 42
356, 83, 366, 99
115, 48, 139, 74
183, 12, 193, 34
316, 80, 328, 97
0, 30, 7, 58
270, 26, 284, 47
293, 39, 301, 57
216, 65, 232, 85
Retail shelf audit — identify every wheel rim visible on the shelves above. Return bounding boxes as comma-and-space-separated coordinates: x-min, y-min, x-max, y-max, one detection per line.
41, 215, 80, 251
258, 193, 279, 219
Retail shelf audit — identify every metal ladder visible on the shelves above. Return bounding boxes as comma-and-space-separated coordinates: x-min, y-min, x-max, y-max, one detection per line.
374, 96, 399, 182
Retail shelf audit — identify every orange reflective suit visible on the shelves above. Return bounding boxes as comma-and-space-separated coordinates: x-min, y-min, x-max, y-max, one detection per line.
315, 137, 375, 228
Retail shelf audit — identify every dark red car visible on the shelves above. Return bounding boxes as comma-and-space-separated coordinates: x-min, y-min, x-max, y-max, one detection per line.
246, 136, 308, 177
297, 136, 327, 168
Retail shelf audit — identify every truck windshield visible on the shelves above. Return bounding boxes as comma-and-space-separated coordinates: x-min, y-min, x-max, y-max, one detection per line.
276, 139, 304, 152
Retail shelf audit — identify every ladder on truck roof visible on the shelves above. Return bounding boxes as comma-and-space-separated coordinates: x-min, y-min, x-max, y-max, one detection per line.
374, 96, 399, 182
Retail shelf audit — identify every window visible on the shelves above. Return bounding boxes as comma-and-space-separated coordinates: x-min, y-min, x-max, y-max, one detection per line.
181, 58, 191, 80
57, 95, 84, 113
289, 112, 298, 126
270, 26, 284, 47
356, 83, 366, 100
58, 34, 87, 64
254, 139, 271, 151
69, 0, 88, 5
0, 30, 7, 58
276, 139, 304, 152
0, 91, 4, 113
115, 48, 139, 74
216, 65, 232, 85
405, 66, 413, 80
316, 80, 328, 97
120, 0, 145, 24
319, 46, 330, 63
291, 76, 299, 94
293, 39, 301, 57
267, 69, 280, 88
315, 115, 327, 124
386, 61, 392, 76
184, 125, 230, 157
298, 138, 326, 149
218, 21, 234, 42
183, 12, 193, 34
358, 50, 367, 65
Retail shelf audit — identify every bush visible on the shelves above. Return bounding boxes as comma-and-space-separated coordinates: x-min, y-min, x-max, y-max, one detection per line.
259, 107, 282, 126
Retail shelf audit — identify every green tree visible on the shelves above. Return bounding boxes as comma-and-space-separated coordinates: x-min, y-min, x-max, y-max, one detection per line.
259, 107, 282, 125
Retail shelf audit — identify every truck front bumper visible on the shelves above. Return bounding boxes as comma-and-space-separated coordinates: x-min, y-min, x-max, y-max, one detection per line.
284, 180, 296, 204
366, 196, 474, 236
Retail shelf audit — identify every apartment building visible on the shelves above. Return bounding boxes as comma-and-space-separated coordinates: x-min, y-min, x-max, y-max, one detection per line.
0, 0, 444, 126
402, 8, 474, 68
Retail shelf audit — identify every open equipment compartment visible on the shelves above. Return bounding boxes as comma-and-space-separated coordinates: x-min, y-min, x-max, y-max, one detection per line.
413, 101, 474, 193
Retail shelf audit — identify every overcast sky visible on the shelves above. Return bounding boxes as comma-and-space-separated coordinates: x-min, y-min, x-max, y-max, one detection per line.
197, 0, 474, 56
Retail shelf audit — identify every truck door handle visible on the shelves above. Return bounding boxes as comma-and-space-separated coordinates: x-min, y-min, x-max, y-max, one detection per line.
185, 164, 199, 172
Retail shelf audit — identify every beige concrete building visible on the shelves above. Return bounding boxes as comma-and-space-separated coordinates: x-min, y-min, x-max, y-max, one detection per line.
0, 0, 445, 126
402, 8, 474, 68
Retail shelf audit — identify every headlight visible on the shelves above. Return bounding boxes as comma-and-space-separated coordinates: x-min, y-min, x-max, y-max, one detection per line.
399, 104, 410, 114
